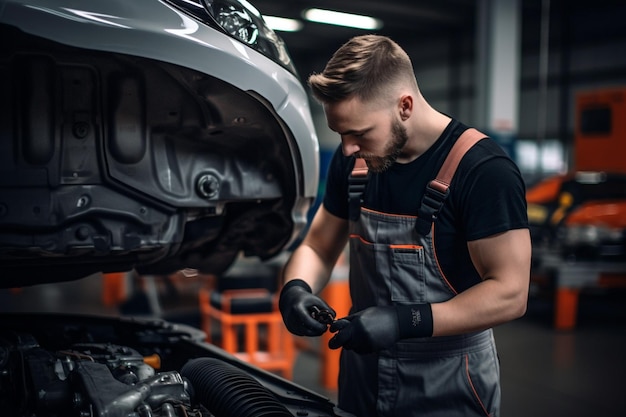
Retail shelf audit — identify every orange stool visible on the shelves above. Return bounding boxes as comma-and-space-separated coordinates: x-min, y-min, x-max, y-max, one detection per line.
553, 272, 626, 330
102, 272, 127, 306
199, 285, 295, 379
554, 287, 580, 331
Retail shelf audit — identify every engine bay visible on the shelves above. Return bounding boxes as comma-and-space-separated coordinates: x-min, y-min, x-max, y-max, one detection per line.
0, 313, 352, 417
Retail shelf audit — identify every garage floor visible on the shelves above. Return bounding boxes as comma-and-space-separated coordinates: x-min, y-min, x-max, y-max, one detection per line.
2, 272, 625, 417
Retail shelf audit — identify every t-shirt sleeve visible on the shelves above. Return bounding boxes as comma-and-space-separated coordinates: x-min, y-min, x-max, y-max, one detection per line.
454, 142, 529, 241
322, 146, 351, 220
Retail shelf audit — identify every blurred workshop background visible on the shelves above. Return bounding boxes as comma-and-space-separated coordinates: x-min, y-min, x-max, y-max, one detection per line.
2, 1, 626, 416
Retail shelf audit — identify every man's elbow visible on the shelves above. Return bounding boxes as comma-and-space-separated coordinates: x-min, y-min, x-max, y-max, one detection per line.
508, 286, 529, 320
512, 297, 528, 320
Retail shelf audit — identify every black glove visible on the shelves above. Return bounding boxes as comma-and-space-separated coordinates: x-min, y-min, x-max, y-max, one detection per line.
328, 304, 433, 354
279, 279, 336, 337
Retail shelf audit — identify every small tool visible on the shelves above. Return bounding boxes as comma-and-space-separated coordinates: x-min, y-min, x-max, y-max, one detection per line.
311, 306, 335, 326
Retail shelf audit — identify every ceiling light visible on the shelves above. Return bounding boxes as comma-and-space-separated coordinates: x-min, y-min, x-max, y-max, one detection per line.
263, 15, 303, 32
303, 8, 383, 30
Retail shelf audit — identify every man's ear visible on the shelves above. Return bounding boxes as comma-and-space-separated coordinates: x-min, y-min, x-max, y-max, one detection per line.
399, 95, 413, 120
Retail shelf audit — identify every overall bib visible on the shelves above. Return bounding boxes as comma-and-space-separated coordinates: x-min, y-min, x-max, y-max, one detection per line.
337, 129, 501, 417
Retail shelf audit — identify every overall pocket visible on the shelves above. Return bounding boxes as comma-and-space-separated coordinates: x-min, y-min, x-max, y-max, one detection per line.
388, 244, 425, 303
392, 342, 500, 417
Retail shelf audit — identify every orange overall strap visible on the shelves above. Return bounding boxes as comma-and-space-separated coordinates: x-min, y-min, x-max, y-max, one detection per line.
351, 157, 368, 177
416, 128, 487, 234
428, 128, 487, 193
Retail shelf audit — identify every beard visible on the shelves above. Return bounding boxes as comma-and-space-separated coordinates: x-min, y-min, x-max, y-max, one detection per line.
359, 119, 409, 173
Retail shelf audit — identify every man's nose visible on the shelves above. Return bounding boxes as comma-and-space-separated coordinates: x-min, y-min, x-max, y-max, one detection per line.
341, 137, 360, 156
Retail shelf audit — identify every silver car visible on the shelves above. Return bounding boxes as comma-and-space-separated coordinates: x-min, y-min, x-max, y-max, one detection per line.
0, 1, 355, 417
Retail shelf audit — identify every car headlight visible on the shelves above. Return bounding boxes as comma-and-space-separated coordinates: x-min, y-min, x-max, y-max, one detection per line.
560, 224, 623, 246
164, 0, 297, 75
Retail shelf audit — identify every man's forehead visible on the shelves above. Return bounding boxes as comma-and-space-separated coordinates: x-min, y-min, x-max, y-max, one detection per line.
324, 98, 380, 132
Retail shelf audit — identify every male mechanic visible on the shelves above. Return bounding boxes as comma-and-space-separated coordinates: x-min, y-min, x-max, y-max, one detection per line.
279, 35, 531, 417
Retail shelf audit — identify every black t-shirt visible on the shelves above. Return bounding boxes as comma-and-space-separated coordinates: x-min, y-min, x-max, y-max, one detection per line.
323, 119, 529, 292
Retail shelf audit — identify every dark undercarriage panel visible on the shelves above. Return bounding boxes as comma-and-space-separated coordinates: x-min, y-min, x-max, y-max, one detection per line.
0, 25, 306, 287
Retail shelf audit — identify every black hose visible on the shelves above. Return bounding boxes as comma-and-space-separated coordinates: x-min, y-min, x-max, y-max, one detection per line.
180, 358, 292, 417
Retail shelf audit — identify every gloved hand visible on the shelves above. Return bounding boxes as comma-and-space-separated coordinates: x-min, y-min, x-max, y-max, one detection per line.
279, 279, 336, 337
328, 304, 433, 354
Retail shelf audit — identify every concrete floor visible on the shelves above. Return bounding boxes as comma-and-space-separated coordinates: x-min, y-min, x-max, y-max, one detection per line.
2, 272, 625, 417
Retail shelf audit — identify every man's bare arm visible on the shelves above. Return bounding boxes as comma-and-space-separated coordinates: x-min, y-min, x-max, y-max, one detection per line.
431, 228, 532, 336
283, 204, 349, 294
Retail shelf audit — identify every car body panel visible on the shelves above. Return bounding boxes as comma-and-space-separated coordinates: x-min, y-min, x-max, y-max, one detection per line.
0, 0, 319, 195
0, 0, 319, 285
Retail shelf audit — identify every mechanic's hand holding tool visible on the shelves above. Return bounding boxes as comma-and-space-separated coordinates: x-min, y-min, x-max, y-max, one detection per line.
279, 279, 336, 336
328, 304, 433, 354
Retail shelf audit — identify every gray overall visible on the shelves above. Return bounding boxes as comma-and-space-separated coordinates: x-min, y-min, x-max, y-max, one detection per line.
337, 129, 501, 417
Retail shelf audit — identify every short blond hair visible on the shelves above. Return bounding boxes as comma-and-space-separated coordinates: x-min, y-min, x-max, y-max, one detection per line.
308, 35, 417, 104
